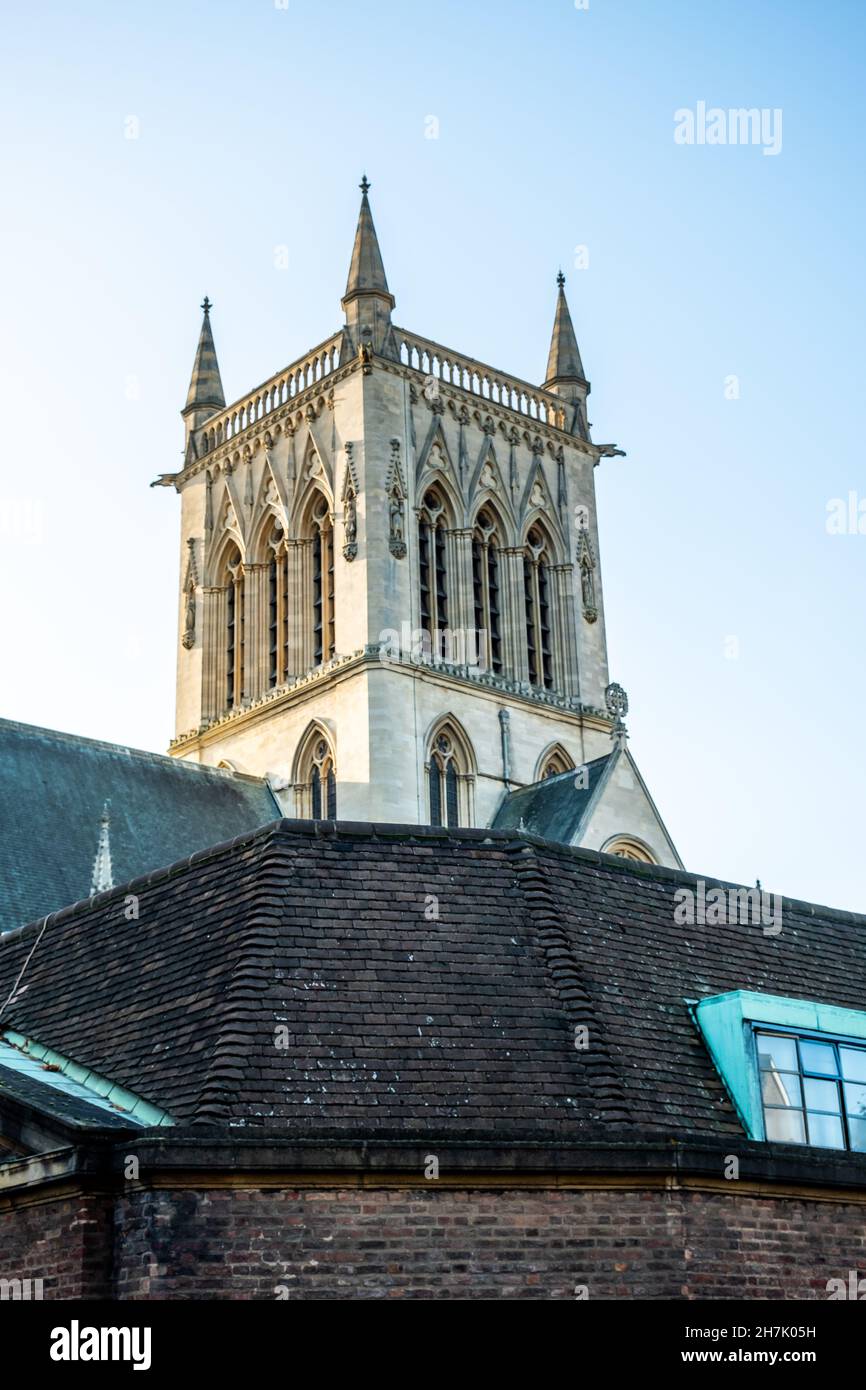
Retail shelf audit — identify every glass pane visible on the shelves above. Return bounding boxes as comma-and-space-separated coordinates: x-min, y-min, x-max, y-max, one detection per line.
806, 1112, 845, 1149
799, 1041, 838, 1076
803, 1077, 839, 1112
844, 1082, 866, 1119
840, 1047, 866, 1083
848, 1117, 866, 1153
756, 1034, 798, 1073
761, 1071, 801, 1108
764, 1109, 806, 1144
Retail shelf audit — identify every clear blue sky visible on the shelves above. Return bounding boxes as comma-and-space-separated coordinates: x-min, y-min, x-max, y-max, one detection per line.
1, 0, 864, 910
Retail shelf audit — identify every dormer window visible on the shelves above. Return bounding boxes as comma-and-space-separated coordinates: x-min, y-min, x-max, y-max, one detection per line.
694, 991, 866, 1152
757, 1030, 866, 1151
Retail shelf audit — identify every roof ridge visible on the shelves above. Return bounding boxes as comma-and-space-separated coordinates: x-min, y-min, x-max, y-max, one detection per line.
3, 815, 862, 944
0, 716, 271, 786
505, 838, 630, 1125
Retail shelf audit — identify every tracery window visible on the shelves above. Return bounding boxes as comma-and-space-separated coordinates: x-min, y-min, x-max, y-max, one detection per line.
539, 747, 574, 779
295, 727, 337, 819
523, 527, 553, 689
603, 836, 656, 864
426, 721, 474, 828
472, 508, 502, 674
224, 545, 244, 710
310, 495, 335, 665
266, 524, 288, 688
418, 489, 449, 645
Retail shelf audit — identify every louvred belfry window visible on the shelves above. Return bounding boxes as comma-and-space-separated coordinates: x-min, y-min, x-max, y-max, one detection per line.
310, 496, 335, 666
225, 546, 244, 710
523, 527, 553, 689
418, 489, 448, 648
472, 508, 502, 674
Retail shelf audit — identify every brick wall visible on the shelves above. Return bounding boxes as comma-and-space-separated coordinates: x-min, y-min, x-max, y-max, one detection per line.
111, 1185, 866, 1300
0, 1192, 113, 1299
4, 1184, 865, 1299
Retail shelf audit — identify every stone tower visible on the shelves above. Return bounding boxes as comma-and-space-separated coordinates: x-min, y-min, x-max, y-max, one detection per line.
162, 179, 681, 866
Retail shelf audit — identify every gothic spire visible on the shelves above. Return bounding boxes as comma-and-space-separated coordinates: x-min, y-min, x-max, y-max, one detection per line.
543, 272, 587, 389
343, 176, 394, 307
183, 297, 226, 420
90, 801, 114, 897
341, 177, 398, 361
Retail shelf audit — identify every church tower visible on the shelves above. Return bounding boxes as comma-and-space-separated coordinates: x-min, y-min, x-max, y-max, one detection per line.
162, 180, 681, 867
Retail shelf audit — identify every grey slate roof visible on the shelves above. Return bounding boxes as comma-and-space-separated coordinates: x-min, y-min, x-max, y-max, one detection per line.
0, 718, 279, 933
491, 756, 610, 841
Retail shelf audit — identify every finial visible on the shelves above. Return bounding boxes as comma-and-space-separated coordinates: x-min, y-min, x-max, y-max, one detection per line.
556, 269, 565, 289
359, 174, 370, 195
605, 682, 629, 749
201, 296, 212, 317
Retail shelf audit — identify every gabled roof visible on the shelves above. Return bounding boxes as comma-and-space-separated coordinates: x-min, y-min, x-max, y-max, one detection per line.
0, 820, 863, 1145
491, 755, 610, 840
0, 718, 280, 933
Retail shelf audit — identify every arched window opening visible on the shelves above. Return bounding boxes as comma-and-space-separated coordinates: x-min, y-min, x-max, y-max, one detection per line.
523, 527, 553, 690
603, 836, 657, 865
310, 495, 335, 666
224, 545, 244, 711
472, 508, 502, 674
266, 525, 285, 689
426, 722, 474, 828
539, 747, 574, 779
295, 728, 337, 820
418, 489, 449, 647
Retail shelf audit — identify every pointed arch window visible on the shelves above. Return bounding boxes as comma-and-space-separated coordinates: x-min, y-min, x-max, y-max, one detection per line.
426, 723, 474, 828
309, 494, 335, 666
472, 508, 502, 674
523, 527, 553, 690
418, 489, 449, 647
266, 524, 287, 689
539, 746, 574, 780
295, 729, 337, 819
224, 545, 244, 710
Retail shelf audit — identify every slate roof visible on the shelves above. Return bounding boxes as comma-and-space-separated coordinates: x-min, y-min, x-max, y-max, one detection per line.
491, 755, 610, 840
0, 718, 280, 934
0, 820, 863, 1144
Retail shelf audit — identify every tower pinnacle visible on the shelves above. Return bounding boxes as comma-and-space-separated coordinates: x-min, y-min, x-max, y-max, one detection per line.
183, 297, 226, 425
544, 272, 586, 388
90, 800, 114, 897
342, 176, 398, 360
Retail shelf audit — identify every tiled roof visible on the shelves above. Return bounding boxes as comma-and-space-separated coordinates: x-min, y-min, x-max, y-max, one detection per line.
0, 718, 280, 934
0, 821, 863, 1143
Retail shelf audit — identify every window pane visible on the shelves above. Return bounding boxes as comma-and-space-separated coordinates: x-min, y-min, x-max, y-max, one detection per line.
802, 1077, 839, 1112
761, 1071, 801, 1108
805, 1112, 845, 1149
840, 1047, 866, 1083
757, 1034, 798, 1073
764, 1109, 806, 1144
844, 1082, 866, 1119
799, 1041, 838, 1076
848, 1117, 866, 1153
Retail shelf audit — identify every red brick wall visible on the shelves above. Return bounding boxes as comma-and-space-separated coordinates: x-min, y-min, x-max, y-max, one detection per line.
112, 1186, 866, 1300
4, 1185, 865, 1299
0, 1192, 113, 1299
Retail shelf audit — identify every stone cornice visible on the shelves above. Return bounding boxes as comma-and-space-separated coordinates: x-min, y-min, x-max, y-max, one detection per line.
169, 646, 612, 752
